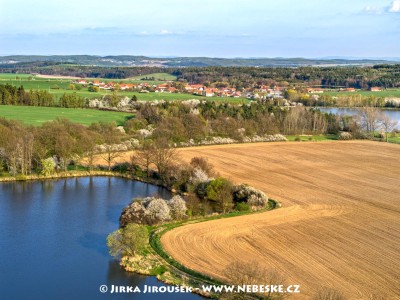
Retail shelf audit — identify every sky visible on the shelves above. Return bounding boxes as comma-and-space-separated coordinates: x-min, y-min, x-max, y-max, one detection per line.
1, 0, 400, 58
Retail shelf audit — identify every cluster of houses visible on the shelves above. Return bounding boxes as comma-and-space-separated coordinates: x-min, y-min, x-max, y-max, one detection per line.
75, 79, 146, 91
184, 84, 243, 98
182, 84, 286, 99
74, 79, 285, 99
75, 78, 385, 99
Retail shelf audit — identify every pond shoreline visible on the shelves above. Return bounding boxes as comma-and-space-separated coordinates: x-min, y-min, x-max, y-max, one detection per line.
0, 170, 167, 189
0, 169, 279, 299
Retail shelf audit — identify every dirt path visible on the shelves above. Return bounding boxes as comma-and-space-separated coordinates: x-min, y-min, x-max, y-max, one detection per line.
159, 141, 400, 299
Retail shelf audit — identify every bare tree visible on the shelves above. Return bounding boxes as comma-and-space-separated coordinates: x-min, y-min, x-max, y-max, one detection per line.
131, 140, 155, 177
190, 156, 215, 176
100, 144, 123, 171
94, 122, 123, 171
357, 107, 380, 138
152, 138, 178, 183
379, 113, 398, 142
85, 146, 98, 172
3, 127, 34, 175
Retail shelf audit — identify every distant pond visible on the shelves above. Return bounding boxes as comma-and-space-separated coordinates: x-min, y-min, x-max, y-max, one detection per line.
0, 177, 203, 300
316, 107, 400, 128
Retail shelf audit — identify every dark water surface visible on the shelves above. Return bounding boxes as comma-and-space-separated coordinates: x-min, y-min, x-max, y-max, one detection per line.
0, 177, 202, 300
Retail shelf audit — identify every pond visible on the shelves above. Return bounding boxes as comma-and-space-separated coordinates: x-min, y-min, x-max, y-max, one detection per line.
0, 177, 203, 300
317, 107, 400, 128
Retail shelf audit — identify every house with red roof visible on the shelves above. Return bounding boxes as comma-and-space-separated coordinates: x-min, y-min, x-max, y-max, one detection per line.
370, 87, 382, 92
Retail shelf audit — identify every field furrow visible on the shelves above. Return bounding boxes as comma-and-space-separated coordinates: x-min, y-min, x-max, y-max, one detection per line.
160, 141, 400, 299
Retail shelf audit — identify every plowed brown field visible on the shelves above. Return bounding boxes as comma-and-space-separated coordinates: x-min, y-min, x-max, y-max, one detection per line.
159, 141, 400, 299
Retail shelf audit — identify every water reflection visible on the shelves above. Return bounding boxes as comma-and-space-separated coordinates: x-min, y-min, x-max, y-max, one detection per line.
0, 177, 200, 300
78, 231, 110, 257
106, 260, 147, 287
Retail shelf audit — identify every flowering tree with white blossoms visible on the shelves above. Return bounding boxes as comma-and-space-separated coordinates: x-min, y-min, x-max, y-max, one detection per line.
168, 195, 187, 220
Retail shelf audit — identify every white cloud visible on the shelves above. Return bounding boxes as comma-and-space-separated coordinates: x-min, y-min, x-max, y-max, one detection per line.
389, 0, 400, 12
160, 29, 172, 35
362, 6, 383, 14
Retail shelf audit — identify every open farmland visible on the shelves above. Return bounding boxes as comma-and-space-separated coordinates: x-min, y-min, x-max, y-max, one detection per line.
0, 105, 133, 126
161, 141, 400, 299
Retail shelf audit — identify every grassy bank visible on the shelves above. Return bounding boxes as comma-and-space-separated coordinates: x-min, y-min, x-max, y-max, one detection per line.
388, 136, 400, 144
114, 201, 279, 299
134, 200, 280, 297
285, 134, 338, 142
0, 170, 164, 188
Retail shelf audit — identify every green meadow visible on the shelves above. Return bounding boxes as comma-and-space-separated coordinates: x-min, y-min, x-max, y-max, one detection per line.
285, 134, 338, 142
127, 72, 177, 81
0, 105, 133, 126
324, 89, 400, 98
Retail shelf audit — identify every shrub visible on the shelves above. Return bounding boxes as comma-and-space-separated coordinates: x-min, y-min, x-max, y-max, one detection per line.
120, 196, 181, 226
247, 194, 268, 207
206, 177, 234, 213
190, 157, 215, 176
294, 136, 301, 141
195, 181, 209, 199
190, 167, 211, 184
149, 265, 167, 276
107, 223, 148, 258
235, 202, 250, 212
233, 184, 269, 208
119, 200, 150, 227
168, 195, 187, 220
206, 177, 233, 201
88, 86, 99, 92
111, 162, 130, 173
338, 132, 352, 140
40, 157, 56, 176
145, 198, 171, 224
185, 193, 201, 217
170, 162, 192, 193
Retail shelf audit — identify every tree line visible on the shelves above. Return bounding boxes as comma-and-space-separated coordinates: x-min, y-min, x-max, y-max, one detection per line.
0, 118, 124, 176
1, 100, 395, 178
0, 63, 166, 79
0, 84, 87, 108
172, 65, 400, 89
2, 64, 400, 88
127, 101, 336, 143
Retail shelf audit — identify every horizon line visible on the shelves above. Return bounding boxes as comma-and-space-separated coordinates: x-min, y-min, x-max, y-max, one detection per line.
1, 54, 400, 61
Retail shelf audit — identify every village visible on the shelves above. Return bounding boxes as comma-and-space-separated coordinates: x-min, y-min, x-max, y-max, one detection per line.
74, 78, 385, 100
74, 78, 284, 99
